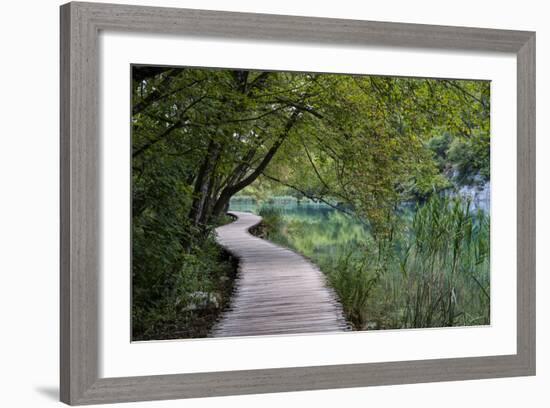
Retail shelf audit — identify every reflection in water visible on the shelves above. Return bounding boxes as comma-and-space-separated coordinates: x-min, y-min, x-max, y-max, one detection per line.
229, 198, 370, 265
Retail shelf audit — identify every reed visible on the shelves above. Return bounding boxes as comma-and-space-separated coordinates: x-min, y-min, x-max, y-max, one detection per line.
396, 195, 490, 328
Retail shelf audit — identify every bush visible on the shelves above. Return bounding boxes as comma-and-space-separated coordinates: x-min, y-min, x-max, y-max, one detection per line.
132, 214, 237, 340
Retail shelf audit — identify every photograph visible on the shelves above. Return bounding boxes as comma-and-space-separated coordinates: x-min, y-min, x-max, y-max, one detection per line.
131, 65, 491, 341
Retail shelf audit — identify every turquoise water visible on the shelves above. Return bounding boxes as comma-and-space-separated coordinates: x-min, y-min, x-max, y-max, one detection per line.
229, 197, 370, 263
229, 196, 330, 214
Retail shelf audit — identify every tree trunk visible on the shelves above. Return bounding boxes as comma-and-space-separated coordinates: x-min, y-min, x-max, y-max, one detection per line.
211, 112, 299, 217
188, 140, 220, 225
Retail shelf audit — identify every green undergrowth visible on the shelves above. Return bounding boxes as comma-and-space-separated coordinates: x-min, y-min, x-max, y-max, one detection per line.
132, 216, 238, 341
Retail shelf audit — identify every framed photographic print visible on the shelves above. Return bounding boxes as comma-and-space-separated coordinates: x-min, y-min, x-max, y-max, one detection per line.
60, 1, 535, 405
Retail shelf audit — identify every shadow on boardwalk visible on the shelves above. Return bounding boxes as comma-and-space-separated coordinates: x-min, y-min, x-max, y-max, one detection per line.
211, 211, 348, 337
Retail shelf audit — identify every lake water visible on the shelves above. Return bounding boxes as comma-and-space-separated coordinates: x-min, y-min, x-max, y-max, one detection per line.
229, 198, 370, 264
228, 193, 488, 266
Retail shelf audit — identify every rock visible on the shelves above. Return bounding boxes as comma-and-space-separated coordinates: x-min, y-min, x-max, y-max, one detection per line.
182, 291, 220, 311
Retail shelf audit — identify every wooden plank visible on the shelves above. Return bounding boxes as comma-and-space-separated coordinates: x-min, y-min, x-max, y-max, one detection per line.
212, 211, 348, 337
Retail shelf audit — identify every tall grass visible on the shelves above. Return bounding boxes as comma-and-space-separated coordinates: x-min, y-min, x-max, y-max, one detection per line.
250, 206, 287, 242
399, 195, 490, 328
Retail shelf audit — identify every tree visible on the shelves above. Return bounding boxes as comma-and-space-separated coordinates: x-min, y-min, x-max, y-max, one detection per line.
132, 66, 490, 243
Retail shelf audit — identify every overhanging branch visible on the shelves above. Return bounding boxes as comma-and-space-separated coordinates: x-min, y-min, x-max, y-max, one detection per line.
261, 173, 365, 224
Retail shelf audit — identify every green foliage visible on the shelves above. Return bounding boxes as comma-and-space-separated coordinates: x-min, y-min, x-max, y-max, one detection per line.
261, 76, 490, 236
426, 132, 452, 171
447, 131, 490, 184
132, 229, 237, 340
427, 130, 490, 186
132, 132, 238, 339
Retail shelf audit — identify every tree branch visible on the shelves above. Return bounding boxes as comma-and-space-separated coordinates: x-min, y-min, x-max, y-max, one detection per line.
133, 96, 207, 158
211, 111, 300, 216
261, 173, 364, 223
442, 80, 489, 110
133, 78, 205, 116
274, 97, 324, 119
230, 111, 299, 192
132, 122, 183, 158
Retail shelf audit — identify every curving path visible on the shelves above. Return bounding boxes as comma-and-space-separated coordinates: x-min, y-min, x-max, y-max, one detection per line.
211, 211, 348, 337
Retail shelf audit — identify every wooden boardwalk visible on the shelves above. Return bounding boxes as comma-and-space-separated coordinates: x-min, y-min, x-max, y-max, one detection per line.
211, 211, 348, 337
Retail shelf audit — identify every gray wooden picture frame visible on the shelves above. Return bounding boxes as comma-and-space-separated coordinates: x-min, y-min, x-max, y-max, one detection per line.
60, 1, 536, 405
